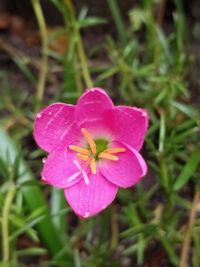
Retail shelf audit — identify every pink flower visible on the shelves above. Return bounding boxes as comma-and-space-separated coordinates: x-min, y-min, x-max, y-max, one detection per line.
33, 88, 148, 218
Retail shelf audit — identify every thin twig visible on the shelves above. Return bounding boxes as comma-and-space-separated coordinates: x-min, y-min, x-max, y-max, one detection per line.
76, 30, 93, 88
0, 37, 41, 68
110, 205, 119, 249
32, 0, 48, 110
155, 0, 166, 26
179, 191, 200, 267
2, 183, 16, 266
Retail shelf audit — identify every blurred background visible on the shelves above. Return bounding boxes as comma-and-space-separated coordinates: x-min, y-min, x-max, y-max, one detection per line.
0, 0, 200, 266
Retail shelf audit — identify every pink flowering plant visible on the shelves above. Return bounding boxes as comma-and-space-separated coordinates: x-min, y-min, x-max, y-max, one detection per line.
33, 88, 148, 218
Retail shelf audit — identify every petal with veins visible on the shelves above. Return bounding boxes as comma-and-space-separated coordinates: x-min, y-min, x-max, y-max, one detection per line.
75, 88, 114, 127
34, 103, 80, 152
64, 171, 118, 218
41, 149, 82, 188
103, 106, 149, 151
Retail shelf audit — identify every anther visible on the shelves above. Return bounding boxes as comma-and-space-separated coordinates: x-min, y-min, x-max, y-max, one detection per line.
77, 153, 90, 161
90, 158, 96, 174
81, 128, 96, 154
104, 147, 126, 154
98, 152, 119, 161
69, 145, 91, 155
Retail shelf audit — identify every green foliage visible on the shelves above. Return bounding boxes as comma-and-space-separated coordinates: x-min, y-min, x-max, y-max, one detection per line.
0, 0, 200, 266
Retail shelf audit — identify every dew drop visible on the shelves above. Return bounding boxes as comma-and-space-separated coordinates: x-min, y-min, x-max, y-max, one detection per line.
84, 212, 90, 218
48, 111, 52, 115
42, 157, 46, 164
142, 112, 146, 117
37, 113, 42, 118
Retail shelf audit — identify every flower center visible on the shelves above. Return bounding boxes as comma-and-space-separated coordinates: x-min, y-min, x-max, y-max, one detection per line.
69, 128, 126, 175
93, 139, 108, 159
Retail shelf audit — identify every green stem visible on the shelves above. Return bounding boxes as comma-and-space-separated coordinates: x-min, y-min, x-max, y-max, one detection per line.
159, 111, 165, 153
110, 205, 118, 249
179, 191, 200, 267
2, 183, 16, 265
32, 0, 48, 109
65, 0, 93, 88
107, 0, 127, 46
158, 111, 170, 193
160, 158, 169, 193
76, 29, 93, 88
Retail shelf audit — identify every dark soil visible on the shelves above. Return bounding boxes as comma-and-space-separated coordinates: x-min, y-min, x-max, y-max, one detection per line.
0, 0, 200, 104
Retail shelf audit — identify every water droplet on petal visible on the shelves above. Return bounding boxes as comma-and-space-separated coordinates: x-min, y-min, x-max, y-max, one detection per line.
48, 111, 52, 115
84, 212, 90, 218
37, 113, 42, 118
42, 158, 46, 164
142, 111, 147, 117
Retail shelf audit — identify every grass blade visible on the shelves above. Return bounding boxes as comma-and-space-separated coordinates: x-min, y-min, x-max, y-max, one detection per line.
173, 149, 200, 191
0, 128, 71, 261
107, 0, 127, 46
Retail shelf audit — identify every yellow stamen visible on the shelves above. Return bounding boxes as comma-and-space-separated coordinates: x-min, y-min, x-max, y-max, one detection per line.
81, 128, 96, 154
90, 158, 96, 174
69, 145, 91, 155
104, 147, 126, 154
77, 153, 90, 161
98, 152, 119, 161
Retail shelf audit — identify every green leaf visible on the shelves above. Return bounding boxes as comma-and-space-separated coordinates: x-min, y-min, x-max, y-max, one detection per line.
107, 0, 127, 46
50, 188, 67, 242
9, 213, 39, 242
16, 247, 47, 257
0, 128, 71, 262
173, 149, 200, 191
171, 100, 199, 119
78, 17, 107, 28
121, 224, 158, 237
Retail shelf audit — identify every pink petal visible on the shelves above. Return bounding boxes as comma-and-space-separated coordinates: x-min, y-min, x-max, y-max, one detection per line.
64, 171, 118, 218
34, 103, 79, 152
104, 106, 149, 151
99, 141, 147, 188
41, 149, 82, 188
75, 88, 114, 127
